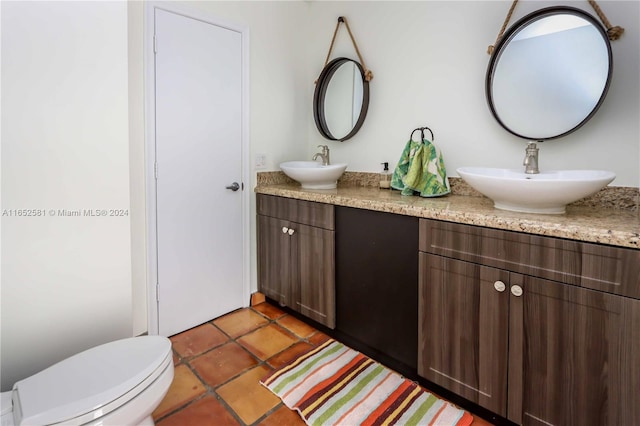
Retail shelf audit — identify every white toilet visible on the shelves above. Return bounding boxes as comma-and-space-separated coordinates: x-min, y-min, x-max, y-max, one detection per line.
0, 336, 174, 426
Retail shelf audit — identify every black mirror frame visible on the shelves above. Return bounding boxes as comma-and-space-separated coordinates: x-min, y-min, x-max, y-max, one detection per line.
485, 6, 613, 141
313, 57, 370, 142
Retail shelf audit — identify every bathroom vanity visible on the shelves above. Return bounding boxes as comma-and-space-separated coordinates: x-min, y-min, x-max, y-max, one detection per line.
255, 178, 639, 426
418, 219, 639, 425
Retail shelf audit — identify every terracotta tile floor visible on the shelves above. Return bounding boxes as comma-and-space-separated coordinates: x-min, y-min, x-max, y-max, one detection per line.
153, 302, 493, 425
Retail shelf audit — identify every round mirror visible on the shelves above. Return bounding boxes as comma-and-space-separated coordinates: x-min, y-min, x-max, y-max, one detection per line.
486, 6, 612, 141
313, 57, 370, 141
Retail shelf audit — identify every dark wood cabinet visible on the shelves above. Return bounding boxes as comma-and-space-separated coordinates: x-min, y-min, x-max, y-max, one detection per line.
257, 194, 335, 328
419, 253, 509, 416
509, 273, 640, 426
257, 214, 293, 306
419, 219, 640, 426
335, 206, 419, 370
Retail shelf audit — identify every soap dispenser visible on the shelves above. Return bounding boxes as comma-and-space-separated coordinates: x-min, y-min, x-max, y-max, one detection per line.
379, 162, 392, 189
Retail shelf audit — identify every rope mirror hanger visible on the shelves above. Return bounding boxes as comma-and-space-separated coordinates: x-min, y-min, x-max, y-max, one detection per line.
487, 0, 625, 54
316, 16, 373, 83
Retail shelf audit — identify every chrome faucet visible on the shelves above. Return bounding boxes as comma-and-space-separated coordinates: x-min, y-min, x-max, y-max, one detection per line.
312, 145, 330, 166
523, 142, 539, 174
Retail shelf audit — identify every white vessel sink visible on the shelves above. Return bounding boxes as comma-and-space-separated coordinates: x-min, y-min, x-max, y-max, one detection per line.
457, 167, 615, 214
280, 161, 348, 189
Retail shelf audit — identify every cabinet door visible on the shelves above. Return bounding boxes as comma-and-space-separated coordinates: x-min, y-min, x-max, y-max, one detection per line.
418, 253, 510, 416
335, 206, 419, 370
292, 223, 335, 328
508, 275, 640, 426
257, 215, 292, 306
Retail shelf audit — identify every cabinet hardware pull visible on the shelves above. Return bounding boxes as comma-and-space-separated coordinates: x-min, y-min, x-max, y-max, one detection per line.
494, 281, 506, 292
282, 227, 289, 234
288, 228, 295, 236
511, 285, 523, 297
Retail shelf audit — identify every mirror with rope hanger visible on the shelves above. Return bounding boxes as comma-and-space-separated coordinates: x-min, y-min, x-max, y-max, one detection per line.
313, 17, 373, 142
485, 1, 623, 141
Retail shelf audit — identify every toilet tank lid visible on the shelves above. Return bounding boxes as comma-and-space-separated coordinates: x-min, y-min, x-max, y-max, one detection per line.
13, 336, 171, 425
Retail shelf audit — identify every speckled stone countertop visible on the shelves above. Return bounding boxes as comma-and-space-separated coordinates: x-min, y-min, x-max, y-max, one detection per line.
255, 172, 640, 250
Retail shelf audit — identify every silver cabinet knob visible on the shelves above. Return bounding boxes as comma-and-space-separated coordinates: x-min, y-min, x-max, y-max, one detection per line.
282, 227, 289, 234
225, 182, 240, 191
288, 228, 295, 236
511, 285, 523, 297
494, 281, 506, 292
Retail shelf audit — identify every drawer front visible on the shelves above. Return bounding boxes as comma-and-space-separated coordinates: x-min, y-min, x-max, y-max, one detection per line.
257, 194, 334, 230
419, 219, 640, 299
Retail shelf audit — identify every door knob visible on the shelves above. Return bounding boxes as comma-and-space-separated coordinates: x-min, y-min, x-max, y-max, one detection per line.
494, 281, 506, 292
225, 182, 240, 191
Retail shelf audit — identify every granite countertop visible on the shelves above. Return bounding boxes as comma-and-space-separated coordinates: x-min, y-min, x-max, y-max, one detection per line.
255, 174, 640, 250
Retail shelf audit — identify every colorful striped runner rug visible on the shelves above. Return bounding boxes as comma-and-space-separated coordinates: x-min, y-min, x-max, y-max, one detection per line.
261, 339, 473, 426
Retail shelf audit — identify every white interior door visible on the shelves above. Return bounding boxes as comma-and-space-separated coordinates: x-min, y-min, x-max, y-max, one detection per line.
154, 8, 245, 336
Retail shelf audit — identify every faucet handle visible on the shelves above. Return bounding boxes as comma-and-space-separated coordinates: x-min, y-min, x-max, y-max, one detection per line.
317, 144, 329, 153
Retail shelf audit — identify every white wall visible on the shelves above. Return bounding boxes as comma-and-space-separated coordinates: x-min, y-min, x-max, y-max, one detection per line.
1, 1, 132, 391
302, 1, 640, 187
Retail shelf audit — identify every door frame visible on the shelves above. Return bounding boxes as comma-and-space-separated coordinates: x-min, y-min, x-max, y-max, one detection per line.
143, 2, 250, 335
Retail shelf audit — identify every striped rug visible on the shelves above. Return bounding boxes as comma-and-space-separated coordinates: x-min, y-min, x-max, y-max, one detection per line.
261, 339, 473, 426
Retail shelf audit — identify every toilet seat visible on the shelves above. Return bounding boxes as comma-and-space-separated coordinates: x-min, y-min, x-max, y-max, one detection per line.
11, 336, 172, 425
